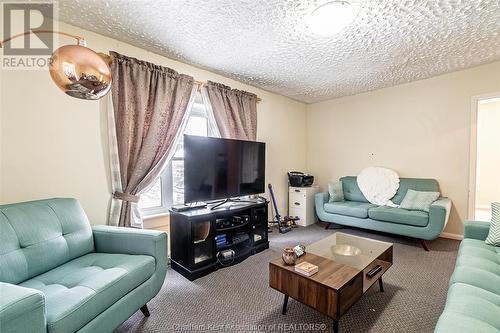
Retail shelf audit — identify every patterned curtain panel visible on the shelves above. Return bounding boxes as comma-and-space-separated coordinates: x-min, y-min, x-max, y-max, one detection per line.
108, 51, 194, 228
204, 81, 257, 140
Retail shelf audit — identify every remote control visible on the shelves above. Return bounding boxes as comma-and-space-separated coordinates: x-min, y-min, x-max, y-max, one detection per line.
366, 265, 382, 278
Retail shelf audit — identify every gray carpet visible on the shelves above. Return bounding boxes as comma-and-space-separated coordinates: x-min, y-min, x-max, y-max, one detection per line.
115, 224, 459, 333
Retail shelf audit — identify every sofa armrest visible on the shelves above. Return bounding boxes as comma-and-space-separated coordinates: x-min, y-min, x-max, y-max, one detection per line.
430, 198, 452, 227
464, 220, 490, 240
92, 225, 167, 261
315, 192, 329, 206
0, 282, 46, 333
423, 198, 452, 240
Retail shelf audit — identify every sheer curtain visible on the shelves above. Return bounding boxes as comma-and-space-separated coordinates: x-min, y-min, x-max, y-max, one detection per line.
200, 86, 221, 138
106, 51, 196, 228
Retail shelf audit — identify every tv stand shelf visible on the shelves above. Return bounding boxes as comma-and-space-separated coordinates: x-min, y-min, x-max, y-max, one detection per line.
216, 221, 250, 232
170, 200, 269, 281
217, 239, 249, 250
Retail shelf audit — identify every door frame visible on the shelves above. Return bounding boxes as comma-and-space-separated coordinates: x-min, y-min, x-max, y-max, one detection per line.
468, 92, 500, 220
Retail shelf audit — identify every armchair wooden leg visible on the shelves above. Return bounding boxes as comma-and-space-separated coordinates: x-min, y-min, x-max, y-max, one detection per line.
420, 239, 430, 251
324, 223, 331, 230
140, 304, 150, 317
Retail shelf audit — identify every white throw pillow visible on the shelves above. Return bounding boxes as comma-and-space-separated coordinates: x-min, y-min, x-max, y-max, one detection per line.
357, 167, 400, 206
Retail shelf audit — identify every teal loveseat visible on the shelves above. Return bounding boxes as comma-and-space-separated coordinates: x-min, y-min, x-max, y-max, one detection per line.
0, 198, 167, 333
435, 221, 500, 332
315, 177, 451, 250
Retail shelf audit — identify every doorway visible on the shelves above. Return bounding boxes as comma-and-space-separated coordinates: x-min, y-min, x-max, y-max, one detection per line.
469, 94, 500, 221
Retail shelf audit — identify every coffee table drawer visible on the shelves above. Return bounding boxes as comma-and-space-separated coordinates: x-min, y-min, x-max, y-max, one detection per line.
338, 272, 363, 316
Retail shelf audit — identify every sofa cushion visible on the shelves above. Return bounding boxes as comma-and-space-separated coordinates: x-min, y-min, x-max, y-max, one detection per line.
455, 238, 500, 275
323, 201, 377, 218
435, 312, 499, 333
368, 206, 429, 227
435, 282, 500, 332
390, 178, 439, 205
339, 176, 369, 203
19, 252, 155, 333
0, 198, 94, 284
449, 239, 500, 296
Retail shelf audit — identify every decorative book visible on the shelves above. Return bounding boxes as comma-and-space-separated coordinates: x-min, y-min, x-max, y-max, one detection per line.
294, 261, 319, 276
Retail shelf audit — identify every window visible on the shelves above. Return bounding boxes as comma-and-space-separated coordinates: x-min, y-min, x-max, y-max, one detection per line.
139, 90, 218, 215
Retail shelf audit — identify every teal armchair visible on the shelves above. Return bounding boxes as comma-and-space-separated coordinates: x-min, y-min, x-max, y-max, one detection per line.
0, 198, 167, 333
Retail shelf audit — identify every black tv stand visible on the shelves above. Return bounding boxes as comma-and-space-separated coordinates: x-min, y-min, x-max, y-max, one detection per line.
170, 200, 269, 280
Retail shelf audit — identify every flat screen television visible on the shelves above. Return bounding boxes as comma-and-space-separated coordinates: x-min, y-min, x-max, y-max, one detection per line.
184, 135, 266, 203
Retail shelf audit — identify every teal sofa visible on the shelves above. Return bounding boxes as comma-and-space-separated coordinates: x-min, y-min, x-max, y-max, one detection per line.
0, 198, 167, 333
315, 176, 451, 250
435, 221, 500, 332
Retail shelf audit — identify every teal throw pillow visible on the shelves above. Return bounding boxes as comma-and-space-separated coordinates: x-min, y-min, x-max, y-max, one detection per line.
485, 202, 500, 246
400, 189, 440, 212
328, 181, 344, 203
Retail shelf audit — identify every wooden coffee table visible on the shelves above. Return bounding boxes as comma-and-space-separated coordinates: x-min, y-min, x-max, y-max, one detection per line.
269, 232, 393, 333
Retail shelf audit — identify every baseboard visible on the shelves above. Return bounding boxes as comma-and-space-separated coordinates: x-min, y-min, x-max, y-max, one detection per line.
439, 232, 464, 240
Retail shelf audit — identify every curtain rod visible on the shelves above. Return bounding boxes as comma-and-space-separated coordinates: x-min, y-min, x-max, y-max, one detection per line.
194, 80, 262, 102
102, 54, 262, 103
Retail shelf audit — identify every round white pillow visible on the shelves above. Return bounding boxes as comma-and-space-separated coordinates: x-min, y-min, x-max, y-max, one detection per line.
357, 167, 400, 206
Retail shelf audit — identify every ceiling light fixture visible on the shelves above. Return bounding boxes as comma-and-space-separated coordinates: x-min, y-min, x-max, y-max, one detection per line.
0, 30, 112, 100
306, 1, 359, 36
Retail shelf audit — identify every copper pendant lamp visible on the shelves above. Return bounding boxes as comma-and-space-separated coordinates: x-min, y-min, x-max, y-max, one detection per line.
0, 30, 112, 100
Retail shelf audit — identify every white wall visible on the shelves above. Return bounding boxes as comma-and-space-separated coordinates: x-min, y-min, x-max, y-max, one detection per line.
0, 20, 307, 224
306, 61, 500, 237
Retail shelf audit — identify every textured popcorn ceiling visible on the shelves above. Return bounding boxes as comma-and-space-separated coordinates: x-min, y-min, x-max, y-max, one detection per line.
56, 0, 500, 103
